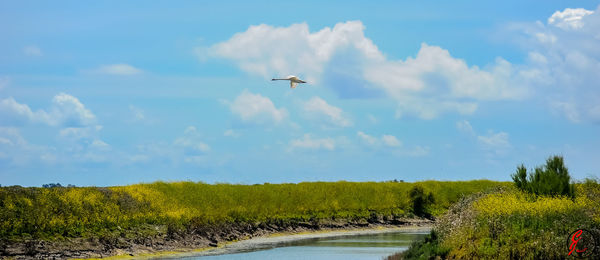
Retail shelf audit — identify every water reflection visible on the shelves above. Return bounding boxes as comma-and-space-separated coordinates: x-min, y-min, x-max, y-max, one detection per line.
190, 232, 427, 260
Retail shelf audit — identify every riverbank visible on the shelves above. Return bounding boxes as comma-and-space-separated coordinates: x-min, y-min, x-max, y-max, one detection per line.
1, 180, 503, 259
1, 218, 432, 259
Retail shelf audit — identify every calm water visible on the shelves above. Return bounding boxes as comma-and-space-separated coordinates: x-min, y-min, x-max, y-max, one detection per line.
189, 231, 427, 260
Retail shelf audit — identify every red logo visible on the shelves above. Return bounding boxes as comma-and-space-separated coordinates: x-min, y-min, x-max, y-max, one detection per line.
567, 229, 596, 258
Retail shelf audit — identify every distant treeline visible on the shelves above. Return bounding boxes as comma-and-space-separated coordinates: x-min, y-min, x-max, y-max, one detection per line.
0, 180, 506, 240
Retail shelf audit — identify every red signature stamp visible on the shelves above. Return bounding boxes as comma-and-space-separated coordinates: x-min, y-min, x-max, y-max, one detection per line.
567, 229, 597, 258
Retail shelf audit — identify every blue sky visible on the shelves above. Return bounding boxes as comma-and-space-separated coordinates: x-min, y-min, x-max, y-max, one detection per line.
1, 1, 599, 186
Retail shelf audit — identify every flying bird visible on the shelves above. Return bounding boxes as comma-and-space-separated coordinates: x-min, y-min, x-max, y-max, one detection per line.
271, 75, 307, 89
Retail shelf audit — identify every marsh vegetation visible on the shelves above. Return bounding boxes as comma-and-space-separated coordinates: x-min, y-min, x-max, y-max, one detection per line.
0, 180, 504, 241
397, 156, 600, 259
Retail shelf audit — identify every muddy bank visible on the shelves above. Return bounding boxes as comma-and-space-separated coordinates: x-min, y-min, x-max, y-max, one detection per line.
0, 218, 432, 259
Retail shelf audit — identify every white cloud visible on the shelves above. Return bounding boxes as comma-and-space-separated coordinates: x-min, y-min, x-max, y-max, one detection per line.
589, 105, 600, 121
0, 127, 26, 148
184, 126, 197, 134
0, 93, 97, 127
533, 32, 557, 44
512, 6, 600, 122
174, 126, 211, 154
367, 114, 378, 124
357, 131, 428, 156
56, 125, 113, 164
366, 44, 525, 119
393, 145, 430, 157
90, 139, 111, 151
0, 76, 9, 90
381, 134, 401, 147
357, 131, 402, 148
289, 134, 335, 151
127, 127, 220, 167
128, 154, 150, 163
548, 8, 594, 30
407, 146, 430, 157
477, 130, 511, 155
74, 139, 113, 163
456, 120, 511, 156
52, 93, 97, 127
229, 90, 287, 124
129, 105, 145, 121
59, 126, 103, 140
365, 45, 523, 99
132, 142, 172, 164
456, 120, 475, 136
0, 97, 53, 125
23, 45, 42, 56
357, 131, 379, 146
211, 10, 600, 122
208, 21, 383, 84
0, 107, 111, 165
303, 96, 352, 127
551, 101, 580, 123
209, 21, 526, 119
0, 93, 105, 163
223, 129, 241, 138
0, 127, 54, 165
93, 64, 142, 75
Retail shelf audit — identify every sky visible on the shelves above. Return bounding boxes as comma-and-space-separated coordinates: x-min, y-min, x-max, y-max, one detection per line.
1, 1, 599, 186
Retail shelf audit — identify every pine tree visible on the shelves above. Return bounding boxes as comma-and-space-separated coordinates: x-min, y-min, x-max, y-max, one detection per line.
511, 155, 574, 198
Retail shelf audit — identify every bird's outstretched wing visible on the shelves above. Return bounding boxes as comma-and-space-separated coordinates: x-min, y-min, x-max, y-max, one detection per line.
290, 81, 297, 88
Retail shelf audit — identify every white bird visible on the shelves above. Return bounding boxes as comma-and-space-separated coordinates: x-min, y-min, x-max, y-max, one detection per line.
271, 75, 307, 89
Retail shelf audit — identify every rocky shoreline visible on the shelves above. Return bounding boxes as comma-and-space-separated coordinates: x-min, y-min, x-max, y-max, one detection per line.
0, 217, 433, 259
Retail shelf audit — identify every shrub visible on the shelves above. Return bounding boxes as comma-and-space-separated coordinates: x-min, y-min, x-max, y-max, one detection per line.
511, 155, 574, 198
391, 230, 449, 259
409, 185, 434, 218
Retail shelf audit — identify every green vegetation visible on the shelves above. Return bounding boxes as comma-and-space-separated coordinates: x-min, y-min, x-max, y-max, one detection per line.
408, 185, 435, 218
403, 157, 600, 259
512, 155, 575, 198
0, 180, 505, 241
387, 230, 449, 260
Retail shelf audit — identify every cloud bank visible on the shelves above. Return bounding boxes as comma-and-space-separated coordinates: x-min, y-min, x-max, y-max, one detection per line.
208, 6, 600, 122
208, 21, 526, 119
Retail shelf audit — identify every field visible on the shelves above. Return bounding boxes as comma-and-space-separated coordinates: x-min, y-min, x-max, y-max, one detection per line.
0, 180, 506, 241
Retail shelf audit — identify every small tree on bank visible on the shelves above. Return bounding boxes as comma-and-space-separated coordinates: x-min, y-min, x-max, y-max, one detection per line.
409, 185, 435, 218
511, 155, 574, 198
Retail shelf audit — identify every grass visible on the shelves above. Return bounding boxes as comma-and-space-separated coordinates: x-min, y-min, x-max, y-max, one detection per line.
400, 179, 600, 259
0, 180, 506, 241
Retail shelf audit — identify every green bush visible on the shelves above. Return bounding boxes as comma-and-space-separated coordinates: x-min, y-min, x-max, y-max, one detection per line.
391, 230, 449, 259
511, 155, 574, 198
408, 185, 434, 217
